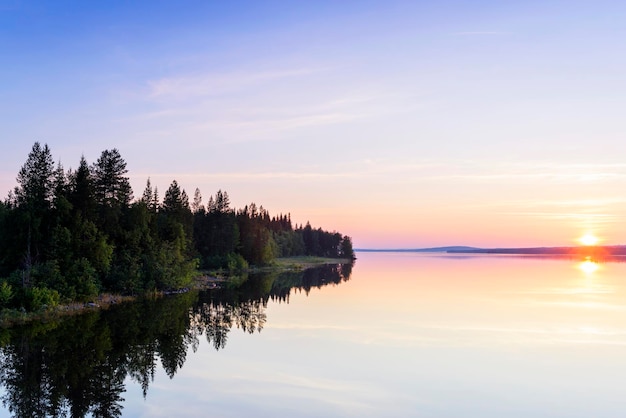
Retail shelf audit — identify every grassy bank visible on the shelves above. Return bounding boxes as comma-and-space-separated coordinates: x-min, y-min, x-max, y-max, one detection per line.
202, 256, 353, 277
0, 293, 135, 328
272, 256, 353, 270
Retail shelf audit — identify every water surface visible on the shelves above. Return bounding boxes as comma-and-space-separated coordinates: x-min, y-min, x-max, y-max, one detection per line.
2, 253, 626, 417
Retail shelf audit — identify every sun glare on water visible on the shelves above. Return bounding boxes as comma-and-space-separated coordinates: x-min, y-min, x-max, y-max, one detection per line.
579, 259, 599, 274
578, 234, 599, 246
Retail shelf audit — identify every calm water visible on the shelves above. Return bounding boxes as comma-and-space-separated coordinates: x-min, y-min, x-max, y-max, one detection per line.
2, 252, 626, 417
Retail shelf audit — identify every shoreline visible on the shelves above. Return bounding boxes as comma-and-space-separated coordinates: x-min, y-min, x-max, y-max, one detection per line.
0, 256, 353, 328
0, 293, 136, 328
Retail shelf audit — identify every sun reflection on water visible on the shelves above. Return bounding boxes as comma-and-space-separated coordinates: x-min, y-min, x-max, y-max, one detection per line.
578, 259, 599, 274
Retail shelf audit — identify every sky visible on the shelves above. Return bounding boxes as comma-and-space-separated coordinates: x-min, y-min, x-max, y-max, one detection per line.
2, 0, 626, 249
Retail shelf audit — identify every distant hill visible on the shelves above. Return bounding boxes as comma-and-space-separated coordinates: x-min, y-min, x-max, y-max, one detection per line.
447, 245, 626, 256
356, 245, 626, 257
355, 246, 481, 253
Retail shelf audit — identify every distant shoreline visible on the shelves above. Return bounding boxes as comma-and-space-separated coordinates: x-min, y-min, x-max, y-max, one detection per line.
356, 245, 626, 257
355, 246, 479, 253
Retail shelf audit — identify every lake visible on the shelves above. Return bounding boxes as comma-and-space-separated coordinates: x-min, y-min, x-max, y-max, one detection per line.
2, 251, 626, 417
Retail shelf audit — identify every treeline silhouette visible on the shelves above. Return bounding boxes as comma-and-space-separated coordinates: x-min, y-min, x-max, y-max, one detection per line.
0, 264, 352, 418
0, 143, 355, 311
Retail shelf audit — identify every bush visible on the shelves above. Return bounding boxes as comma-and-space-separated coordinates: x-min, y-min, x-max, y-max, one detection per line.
24, 287, 60, 311
66, 258, 100, 301
204, 252, 248, 271
31, 260, 64, 291
0, 281, 13, 308
226, 253, 248, 271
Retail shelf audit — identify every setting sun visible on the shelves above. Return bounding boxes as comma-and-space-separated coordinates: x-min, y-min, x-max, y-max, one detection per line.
579, 234, 599, 246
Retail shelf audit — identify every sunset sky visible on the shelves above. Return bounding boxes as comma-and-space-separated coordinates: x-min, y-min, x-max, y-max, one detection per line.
2, 1, 626, 248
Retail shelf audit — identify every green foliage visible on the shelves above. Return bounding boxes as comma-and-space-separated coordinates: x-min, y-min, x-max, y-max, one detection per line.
0, 281, 13, 308
226, 253, 248, 271
73, 218, 113, 274
22, 286, 60, 311
66, 258, 99, 302
47, 225, 72, 266
261, 233, 279, 265
153, 237, 197, 290
31, 260, 64, 291
203, 252, 248, 271
273, 230, 305, 257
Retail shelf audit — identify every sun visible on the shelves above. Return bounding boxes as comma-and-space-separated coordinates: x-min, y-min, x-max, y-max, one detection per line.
578, 234, 599, 246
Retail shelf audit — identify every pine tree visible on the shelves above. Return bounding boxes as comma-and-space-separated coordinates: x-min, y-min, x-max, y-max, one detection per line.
162, 180, 184, 213
191, 188, 203, 213
14, 142, 56, 281
340, 235, 355, 260
151, 187, 160, 213
15, 142, 55, 211
92, 149, 132, 208
142, 178, 153, 204
92, 149, 133, 236
214, 190, 231, 213
70, 156, 96, 219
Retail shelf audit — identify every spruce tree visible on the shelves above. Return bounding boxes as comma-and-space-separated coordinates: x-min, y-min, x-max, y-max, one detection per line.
92, 149, 132, 237
14, 142, 55, 281
70, 156, 96, 219
92, 149, 132, 208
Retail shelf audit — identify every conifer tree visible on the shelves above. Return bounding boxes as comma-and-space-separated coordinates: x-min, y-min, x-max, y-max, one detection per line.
191, 188, 204, 213
15, 142, 55, 210
142, 178, 153, 204
92, 149, 132, 237
92, 149, 132, 208
162, 180, 185, 214
14, 142, 55, 282
70, 156, 96, 219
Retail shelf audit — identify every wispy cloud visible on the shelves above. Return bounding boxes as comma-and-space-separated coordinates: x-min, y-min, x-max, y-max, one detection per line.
132, 159, 626, 187
521, 197, 626, 208
418, 161, 626, 184
192, 111, 364, 141
147, 68, 327, 100
453, 31, 509, 36
132, 171, 359, 182
330, 159, 626, 186
116, 59, 424, 145
128, 87, 407, 144
505, 212, 618, 223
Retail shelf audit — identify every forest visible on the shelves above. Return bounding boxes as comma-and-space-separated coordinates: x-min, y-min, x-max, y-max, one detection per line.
0, 143, 355, 312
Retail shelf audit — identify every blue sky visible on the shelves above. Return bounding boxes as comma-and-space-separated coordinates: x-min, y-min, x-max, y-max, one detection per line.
2, 1, 626, 247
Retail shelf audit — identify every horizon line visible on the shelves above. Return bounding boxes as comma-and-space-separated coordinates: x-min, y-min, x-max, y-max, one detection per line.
355, 244, 626, 251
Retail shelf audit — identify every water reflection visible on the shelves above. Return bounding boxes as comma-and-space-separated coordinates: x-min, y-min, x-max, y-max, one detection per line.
0, 263, 352, 418
579, 258, 599, 274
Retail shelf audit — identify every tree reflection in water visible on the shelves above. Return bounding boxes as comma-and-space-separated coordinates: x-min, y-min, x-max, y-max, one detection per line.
0, 263, 352, 418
